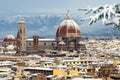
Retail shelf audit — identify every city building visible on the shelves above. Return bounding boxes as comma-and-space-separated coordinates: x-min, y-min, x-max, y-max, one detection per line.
1, 10, 120, 80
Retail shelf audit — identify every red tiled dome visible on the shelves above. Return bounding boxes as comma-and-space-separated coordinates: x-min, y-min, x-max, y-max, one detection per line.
4, 35, 15, 42
56, 10, 81, 37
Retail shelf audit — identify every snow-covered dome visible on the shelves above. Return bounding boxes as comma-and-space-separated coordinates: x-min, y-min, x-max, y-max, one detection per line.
4, 35, 15, 42
6, 45, 15, 50
58, 41, 65, 46
70, 42, 74, 45
56, 10, 81, 37
6, 35, 15, 39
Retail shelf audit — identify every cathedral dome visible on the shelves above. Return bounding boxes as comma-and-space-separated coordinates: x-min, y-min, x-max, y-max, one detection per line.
4, 35, 15, 42
56, 10, 81, 37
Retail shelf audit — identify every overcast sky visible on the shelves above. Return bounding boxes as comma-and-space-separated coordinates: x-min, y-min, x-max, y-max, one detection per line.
0, 0, 120, 16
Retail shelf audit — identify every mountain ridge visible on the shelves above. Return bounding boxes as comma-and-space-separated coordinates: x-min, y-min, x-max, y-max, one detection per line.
0, 14, 120, 39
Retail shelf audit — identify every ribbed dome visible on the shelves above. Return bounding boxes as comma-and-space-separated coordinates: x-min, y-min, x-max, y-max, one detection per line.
56, 10, 81, 37
6, 35, 15, 39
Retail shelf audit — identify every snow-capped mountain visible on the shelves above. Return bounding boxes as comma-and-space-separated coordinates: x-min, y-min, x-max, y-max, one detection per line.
0, 14, 120, 39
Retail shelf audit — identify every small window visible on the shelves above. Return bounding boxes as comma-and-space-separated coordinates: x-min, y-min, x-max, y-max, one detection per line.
52, 43, 54, 45
29, 43, 31, 45
62, 37, 64, 40
44, 43, 46, 46
73, 62, 75, 64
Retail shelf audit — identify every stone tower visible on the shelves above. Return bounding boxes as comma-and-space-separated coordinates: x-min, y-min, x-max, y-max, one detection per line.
17, 21, 26, 52
33, 36, 39, 51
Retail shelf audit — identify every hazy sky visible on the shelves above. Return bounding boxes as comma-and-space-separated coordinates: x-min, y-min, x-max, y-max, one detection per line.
0, 0, 120, 16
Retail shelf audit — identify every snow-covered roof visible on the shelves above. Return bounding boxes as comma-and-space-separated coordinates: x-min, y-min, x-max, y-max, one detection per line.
6, 45, 14, 50
0, 61, 16, 66
0, 68, 11, 72
78, 41, 85, 44
24, 67, 53, 71
6, 45, 15, 50
18, 21, 26, 23
57, 64, 67, 68
72, 78, 102, 80
4, 35, 15, 42
6, 35, 15, 39
63, 59, 93, 62
27, 39, 55, 41
26, 55, 41, 58
59, 19, 80, 30
44, 61, 53, 64
47, 75, 54, 78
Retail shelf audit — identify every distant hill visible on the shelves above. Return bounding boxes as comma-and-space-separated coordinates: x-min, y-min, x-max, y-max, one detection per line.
0, 14, 120, 39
